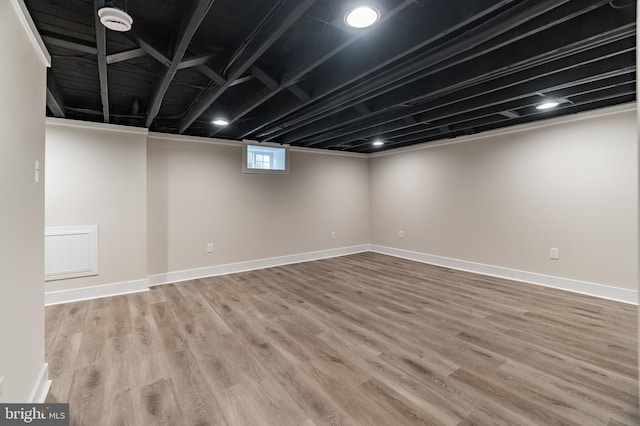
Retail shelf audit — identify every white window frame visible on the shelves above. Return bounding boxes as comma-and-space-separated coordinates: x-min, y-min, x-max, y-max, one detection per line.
242, 142, 290, 175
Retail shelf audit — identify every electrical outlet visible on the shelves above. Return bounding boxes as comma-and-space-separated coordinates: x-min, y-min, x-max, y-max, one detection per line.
331, 231, 336, 240
550, 248, 559, 260
398, 230, 404, 239
207, 243, 214, 253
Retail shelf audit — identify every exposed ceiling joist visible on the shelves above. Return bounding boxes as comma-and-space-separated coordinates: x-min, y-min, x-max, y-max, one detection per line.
207, 66, 282, 137
46, 69, 65, 118
251, 66, 279, 90
196, 64, 226, 86
237, 0, 511, 140
286, 7, 631, 146
197, 65, 256, 88
222, 0, 418, 137
320, 35, 632, 145
178, 0, 318, 134
287, 84, 311, 102
134, 36, 172, 66
265, 0, 575, 142
106, 48, 146, 64
311, 57, 635, 149
94, 0, 109, 123
129, 97, 140, 126
42, 35, 97, 55
177, 54, 217, 70
354, 103, 372, 115
367, 86, 635, 152
27, 0, 637, 152
499, 110, 520, 119
145, 0, 216, 128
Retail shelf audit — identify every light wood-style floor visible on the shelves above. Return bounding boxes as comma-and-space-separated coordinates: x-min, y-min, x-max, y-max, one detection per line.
46, 252, 639, 425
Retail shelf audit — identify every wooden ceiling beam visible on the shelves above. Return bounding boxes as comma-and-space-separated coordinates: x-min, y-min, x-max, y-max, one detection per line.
94, 0, 109, 123
238, 0, 510, 140
133, 37, 172, 66
251, 66, 279, 91
287, 84, 310, 102
42, 35, 97, 55
356, 86, 635, 153
145, 0, 216, 128
499, 110, 521, 119
302, 29, 634, 148
106, 48, 146, 64
178, 0, 318, 134
269, 0, 572, 143
219, 0, 416, 139
354, 103, 371, 115
283, 2, 627, 146
178, 54, 217, 70
46, 69, 66, 118
314, 61, 634, 150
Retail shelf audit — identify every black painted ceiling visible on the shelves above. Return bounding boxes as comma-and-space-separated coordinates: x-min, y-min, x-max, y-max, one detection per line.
27, 0, 636, 153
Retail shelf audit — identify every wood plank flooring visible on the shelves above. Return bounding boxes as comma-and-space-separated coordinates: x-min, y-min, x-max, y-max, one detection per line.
45, 252, 639, 425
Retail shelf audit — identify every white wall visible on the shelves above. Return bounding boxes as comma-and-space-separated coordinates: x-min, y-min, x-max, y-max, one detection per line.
370, 107, 638, 292
147, 135, 370, 276
0, 1, 49, 402
45, 121, 148, 293
45, 107, 637, 302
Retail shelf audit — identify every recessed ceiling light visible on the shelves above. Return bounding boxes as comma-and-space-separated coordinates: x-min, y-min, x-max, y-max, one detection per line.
372, 140, 385, 147
536, 100, 560, 110
212, 119, 230, 126
345, 6, 380, 29
98, 7, 133, 32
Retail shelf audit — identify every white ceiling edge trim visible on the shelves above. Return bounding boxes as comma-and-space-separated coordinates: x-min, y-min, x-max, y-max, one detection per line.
148, 132, 368, 158
11, 0, 50, 67
289, 145, 367, 159
148, 131, 240, 147
369, 102, 637, 158
46, 117, 149, 135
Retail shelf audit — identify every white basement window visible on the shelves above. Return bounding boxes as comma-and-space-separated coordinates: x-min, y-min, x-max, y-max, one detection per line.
242, 143, 290, 175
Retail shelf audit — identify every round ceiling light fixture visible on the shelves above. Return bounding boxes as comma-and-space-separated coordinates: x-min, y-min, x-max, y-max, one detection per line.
536, 100, 560, 110
372, 140, 385, 147
344, 6, 380, 29
98, 7, 133, 32
212, 119, 230, 126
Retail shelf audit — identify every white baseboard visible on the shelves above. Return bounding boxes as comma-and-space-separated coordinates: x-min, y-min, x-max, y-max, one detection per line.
370, 245, 637, 305
45, 279, 149, 306
44, 245, 635, 306
28, 364, 51, 403
148, 245, 370, 287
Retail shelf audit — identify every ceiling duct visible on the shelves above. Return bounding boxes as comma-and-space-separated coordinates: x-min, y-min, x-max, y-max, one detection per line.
98, 2, 133, 32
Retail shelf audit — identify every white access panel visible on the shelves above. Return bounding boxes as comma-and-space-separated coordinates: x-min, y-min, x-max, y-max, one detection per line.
45, 226, 99, 281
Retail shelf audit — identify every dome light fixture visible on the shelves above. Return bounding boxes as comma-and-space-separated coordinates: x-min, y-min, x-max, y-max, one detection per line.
97, 6, 133, 32
536, 100, 560, 110
345, 6, 380, 29
372, 140, 385, 147
212, 119, 230, 126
